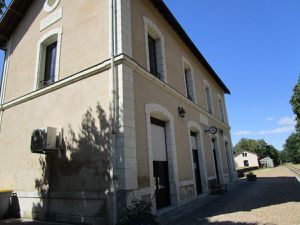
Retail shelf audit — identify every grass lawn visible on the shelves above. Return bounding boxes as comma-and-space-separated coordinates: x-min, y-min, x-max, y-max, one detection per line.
247, 168, 274, 176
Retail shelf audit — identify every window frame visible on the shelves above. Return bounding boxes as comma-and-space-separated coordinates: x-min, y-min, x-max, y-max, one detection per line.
182, 57, 197, 103
34, 27, 62, 90
43, 42, 58, 87
217, 94, 226, 123
204, 80, 214, 115
148, 35, 159, 78
143, 16, 167, 82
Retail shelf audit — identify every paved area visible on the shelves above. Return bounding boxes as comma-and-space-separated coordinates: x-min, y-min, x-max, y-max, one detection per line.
1, 166, 299, 225
159, 166, 300, 225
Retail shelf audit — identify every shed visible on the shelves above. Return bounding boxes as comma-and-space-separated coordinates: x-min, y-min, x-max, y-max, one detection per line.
260, 157, 274, 168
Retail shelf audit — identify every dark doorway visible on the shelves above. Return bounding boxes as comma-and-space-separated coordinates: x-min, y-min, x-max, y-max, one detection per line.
244, 160, 249, 167
191, 132, 202, 195
212, 138, 220, 184
151, 118, 171, 209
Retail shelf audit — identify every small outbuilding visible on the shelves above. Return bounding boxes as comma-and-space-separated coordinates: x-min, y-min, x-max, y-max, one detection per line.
234, 151, 259, 168
260, 157, 274, 168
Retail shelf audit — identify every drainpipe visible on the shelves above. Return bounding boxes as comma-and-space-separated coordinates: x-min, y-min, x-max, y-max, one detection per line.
0, 38, 11, 133
109, 0, 118, 224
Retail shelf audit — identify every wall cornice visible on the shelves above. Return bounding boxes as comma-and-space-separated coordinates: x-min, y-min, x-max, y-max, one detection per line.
0, 54, 230, 130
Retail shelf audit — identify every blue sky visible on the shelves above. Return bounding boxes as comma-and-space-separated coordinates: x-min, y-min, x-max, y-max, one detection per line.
0, 1, 298, 150
163, 0, 299, 150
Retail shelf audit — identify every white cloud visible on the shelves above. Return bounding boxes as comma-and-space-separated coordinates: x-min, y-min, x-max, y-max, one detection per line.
234, 130, 253, 136
266, 117, 276, 122
278, 116, 296, 126
256, 126, 295, 135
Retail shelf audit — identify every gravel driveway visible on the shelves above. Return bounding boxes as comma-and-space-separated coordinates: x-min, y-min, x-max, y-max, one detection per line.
159, 166, 300, 225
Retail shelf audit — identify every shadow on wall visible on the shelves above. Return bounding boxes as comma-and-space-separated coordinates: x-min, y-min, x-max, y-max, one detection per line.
32, 103, 111, 224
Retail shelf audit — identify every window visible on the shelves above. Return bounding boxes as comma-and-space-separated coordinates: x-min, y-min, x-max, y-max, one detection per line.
144, 17, 167, 82
204, 80, 213, 115
243, 160, 249, 167
148, 35, 159, 78
205, 86, 213, 114
34, 28, 62, 90
242, 152, 248, 157
42, 42, 57, 87
219, 98, 225, 122
182, 57, 196, 103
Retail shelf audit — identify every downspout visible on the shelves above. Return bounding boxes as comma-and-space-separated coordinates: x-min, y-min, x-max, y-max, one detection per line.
109, 0, 118, 224
0, 38, 11, 133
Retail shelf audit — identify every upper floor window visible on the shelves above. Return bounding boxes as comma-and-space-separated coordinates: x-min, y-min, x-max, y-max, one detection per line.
182, 57, 196, 103
242, 152, 247, 157
218, 95, 226, 123
204, 80, 213, 115
144, 17, 167, 82
148, 35, 159, 77
43, 42, 57, 87
34, 28, 62, 90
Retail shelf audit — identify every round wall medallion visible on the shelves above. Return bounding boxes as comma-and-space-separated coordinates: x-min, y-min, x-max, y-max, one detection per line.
44, 0, 60, 13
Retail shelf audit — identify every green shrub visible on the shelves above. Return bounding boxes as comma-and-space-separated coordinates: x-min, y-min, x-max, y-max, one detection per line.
117, 199, 160, 225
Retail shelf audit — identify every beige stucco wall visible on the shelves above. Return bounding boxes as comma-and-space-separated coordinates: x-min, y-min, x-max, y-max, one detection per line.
131, 0, 232, 188
133, 72, 231, 188
0, 72, 110, 192
234, 152, 259, 168
131, 0, 229, 125
4, 0, 109, 102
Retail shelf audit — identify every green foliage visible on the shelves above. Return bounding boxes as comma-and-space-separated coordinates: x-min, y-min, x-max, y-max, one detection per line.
117, 199, 160, 225
0, 0, 6, 15
233, 138, 259, 154
282, 133, 300, 164
290, 76, 300, 132
283, 77, 300, 163
234, 138, 280, 165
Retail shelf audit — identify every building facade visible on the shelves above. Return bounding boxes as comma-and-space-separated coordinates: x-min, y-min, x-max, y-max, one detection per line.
260, 157, 274, 168
0, 0, 236, 224
234, 151, 259, 168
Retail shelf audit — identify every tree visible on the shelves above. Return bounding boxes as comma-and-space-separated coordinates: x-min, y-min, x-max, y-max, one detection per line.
290, 76, 300, 132
233, 138, 259, 155
279, 150, 289, 164
0, 0, 6, 15
257, 140, 280, 165
283, 133, 300, 164
234, 138, 280, 165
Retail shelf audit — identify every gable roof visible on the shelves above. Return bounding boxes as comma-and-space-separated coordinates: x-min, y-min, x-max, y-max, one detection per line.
0, 0, 230, 94
260, 157, 273, 161
235, 150, 258, 158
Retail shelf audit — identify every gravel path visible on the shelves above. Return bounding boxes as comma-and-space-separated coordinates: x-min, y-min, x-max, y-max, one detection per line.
160, 166, 300, 225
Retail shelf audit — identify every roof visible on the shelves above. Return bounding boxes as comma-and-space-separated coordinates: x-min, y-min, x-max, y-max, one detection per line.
0, 0, 230, 94
150, 0, 230, 94
235, 150, 258, 158
0, 0, 33, 49
260, 157, 273, 161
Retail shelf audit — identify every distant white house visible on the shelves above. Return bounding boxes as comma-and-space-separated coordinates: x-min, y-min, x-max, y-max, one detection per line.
260, 157, 274, 168
234, 151, 259, 168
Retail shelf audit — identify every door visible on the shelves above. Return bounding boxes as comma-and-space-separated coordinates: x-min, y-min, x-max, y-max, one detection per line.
151, 118, 171, 209
212, 138, 220, 184
191, 132, 202, 195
